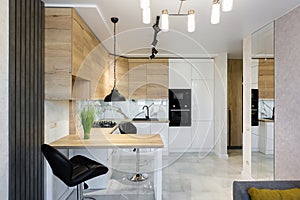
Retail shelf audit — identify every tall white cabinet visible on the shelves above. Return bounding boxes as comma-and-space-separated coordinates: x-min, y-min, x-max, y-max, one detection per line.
169, 59, 215, 152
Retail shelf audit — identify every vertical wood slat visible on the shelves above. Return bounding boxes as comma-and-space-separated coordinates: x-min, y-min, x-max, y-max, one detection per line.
8, 0, 16, 200
9, 0, 44, 199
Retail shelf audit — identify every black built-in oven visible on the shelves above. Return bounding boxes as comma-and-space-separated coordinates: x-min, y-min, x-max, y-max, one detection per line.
169, 89, 191, 126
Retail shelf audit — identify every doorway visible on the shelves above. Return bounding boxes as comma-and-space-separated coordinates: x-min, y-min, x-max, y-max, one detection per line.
227, 59, 243, 149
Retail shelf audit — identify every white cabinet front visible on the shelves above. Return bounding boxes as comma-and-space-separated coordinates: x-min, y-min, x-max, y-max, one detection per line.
192, 79, 214, 121
168, 127, 192, 151
191, 61, 214, 80
191, 121, 214, 152
169, 60, 192, 89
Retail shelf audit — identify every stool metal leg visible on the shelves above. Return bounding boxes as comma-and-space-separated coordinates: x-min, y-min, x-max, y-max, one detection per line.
77, 183, 83, 200
128, 148, 148, 182
76, 183, 96, 200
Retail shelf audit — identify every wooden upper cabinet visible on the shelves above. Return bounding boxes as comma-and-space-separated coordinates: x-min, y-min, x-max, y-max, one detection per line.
45, 8, 72, 99
128, 59, 169, 99
258, 59, 274, 99
45, 8, 109, 100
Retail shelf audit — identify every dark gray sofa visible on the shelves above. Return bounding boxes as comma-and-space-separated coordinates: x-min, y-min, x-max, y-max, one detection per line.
233, 180, 300, 200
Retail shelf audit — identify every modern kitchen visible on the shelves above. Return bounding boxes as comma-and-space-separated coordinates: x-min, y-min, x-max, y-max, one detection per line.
2, 0, 300, 200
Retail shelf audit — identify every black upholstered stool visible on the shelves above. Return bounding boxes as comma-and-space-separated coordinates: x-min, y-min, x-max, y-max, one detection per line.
41, 144, 108, 200
119, 122, 148, 182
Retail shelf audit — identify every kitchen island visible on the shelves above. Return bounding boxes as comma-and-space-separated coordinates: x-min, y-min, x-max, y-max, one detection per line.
258, 119, 274, 154
48, 126, 164, 200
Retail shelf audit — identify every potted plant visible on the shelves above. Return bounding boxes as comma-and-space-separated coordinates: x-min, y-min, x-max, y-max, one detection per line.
80, 106, 95, 139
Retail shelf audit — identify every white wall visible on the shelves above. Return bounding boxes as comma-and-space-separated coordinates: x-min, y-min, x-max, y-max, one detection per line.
0, 0, 9, 198
44, 101, 70, 199
275, 5, 300, 180
45, 101, 69, 143
213, 53, 228, 158
242, 36, 252, 178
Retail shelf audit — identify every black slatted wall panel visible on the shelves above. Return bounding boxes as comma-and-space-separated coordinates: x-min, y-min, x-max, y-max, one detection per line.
9, 0, 44, 199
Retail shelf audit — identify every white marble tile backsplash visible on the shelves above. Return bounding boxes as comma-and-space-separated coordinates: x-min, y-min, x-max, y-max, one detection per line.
259, 100, 274, 119
76, 99, 168, 121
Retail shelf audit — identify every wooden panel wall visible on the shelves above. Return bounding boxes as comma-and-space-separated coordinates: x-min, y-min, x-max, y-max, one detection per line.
227, 59, 243, 148
9, 0, 44, 199
128, 59, 169, 99
258, 59, 274, 99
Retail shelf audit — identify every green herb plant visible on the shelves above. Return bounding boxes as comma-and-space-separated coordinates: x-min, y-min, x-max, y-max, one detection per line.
80, 106, 95, 139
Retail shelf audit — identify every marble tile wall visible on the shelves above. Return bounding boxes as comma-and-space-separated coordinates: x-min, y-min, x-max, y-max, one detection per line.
275, 5, 300, 180
76, 99, 168, 121
0, 0, 9, 198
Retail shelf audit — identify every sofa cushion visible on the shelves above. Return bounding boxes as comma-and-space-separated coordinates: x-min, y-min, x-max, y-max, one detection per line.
233, 181, 300, 200
248, 187, 300, 200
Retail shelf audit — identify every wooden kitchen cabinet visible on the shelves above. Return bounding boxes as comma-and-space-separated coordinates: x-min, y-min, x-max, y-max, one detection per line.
128, 59, 169, 99
45, 8, 109, 100
258, 59, 274, 99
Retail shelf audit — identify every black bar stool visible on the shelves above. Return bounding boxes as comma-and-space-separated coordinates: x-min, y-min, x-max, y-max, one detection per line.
119, 122, 148, 182
41, 144, 108, 200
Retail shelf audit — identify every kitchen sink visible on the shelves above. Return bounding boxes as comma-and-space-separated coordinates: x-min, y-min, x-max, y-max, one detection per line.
263, 117, 274, 120
132, 118, 159, 121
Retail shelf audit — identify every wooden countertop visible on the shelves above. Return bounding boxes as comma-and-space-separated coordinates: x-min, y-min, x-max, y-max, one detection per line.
49, 126, 164, 149
109, 119, 169, 123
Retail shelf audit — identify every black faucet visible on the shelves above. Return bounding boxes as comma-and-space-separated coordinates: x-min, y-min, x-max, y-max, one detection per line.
142, 105, 149, 119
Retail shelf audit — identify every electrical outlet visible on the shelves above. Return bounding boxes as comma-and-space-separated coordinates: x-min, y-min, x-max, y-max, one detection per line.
50, 122, 57, 128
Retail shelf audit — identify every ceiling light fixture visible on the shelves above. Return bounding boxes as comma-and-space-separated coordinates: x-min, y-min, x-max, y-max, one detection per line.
161, 0, 196, 33
104, 17, 126, 102
140, 0, 151, 24
161, 10, 169, 32
222, 0, 233, 12
211, 0, 234, 24
143, 7, 151, 24
187, 10, 195, 33
211, 0, 221, 24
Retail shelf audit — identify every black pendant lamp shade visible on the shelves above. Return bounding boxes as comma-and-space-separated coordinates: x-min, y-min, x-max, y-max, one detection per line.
104, 17, 126, 102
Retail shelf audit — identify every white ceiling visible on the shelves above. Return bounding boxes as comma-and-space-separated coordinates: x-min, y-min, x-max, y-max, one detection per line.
44, 0, 300, 58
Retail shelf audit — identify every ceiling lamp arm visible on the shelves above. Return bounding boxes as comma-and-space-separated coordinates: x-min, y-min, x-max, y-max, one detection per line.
112, 17, 117, 88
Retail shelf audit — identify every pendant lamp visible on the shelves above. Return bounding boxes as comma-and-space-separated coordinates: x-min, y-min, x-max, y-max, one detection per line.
104, 17, 126, 102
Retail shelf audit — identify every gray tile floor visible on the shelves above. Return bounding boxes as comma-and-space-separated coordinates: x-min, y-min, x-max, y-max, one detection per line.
67, 150, 273, 200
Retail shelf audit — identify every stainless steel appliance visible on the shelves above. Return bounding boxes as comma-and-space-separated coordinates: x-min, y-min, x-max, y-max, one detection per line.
169, 89, 191, 126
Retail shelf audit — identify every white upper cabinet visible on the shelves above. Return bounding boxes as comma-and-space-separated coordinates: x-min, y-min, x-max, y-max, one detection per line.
169, 59, 192, 89
191, 59, 214, 80
192, 79, 214, 121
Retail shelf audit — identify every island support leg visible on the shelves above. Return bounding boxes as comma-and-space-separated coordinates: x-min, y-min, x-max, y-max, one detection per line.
154, 149, 162, 200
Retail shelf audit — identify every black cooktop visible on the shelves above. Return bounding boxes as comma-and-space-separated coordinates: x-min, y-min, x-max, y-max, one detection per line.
93, 120, 117, 128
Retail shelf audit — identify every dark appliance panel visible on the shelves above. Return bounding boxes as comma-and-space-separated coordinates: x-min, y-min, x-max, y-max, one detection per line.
251, 89, 259, 126
169, 89, 191, 109
169, 89, 191, 126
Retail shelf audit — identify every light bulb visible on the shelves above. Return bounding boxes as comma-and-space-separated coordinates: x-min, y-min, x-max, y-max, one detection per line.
222, 0, 233, 12
143, 7, 151, 24
161, 10, 169, 32
211, 2, 220, 24
188, 10, 195, 32
140, 0, 150, 9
